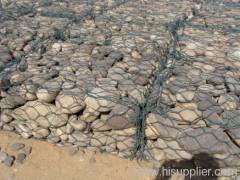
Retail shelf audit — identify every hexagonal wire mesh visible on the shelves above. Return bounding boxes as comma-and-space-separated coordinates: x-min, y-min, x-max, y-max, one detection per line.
0, 0, 240, 172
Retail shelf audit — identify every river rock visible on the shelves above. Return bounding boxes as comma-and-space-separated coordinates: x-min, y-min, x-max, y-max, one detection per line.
106, 104, 136, 130
0, 109, 13, 123
36, 79, 62, 102
16, 153, 26, 163
80, 107, 100, 122
206, 75, 224, 85
218, 94, 238, 111
19, 82, 38, 101
116, 136, 135, 151
168, 103, 202, 123
32, 128, 50, 138
85, 87, 119, 112
3, 155, 14, 167
69, 115, 87, 131
91, 119, 112, 131
90, 132, 108, 147
0, 95, 26, 109
56, 88, 85, 114
232, 50, 240, 59
12, 101, 68, 128
176, 89, 195, 103
10, 143, 25, 151
0, 151, 8, 162
145, 113, 181, 140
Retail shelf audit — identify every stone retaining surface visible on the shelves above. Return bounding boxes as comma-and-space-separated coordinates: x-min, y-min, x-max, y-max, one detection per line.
0, 0, 240, 168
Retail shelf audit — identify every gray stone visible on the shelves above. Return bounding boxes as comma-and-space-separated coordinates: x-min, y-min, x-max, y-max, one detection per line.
145, 113, 181, 140
176, 89, 195, 103
106, 104, 136, 130
16, 153, 26, 163
56, 88, 86, 114
212, 89, 226, 97
218, 94, 238, 111
47, 113, 68, 128
116, 136, 135, 151
36, 79, 62, 103
198, 84, 215, 92
222, 111, 240, 128
227, 84, 240, 96
72, 132, 90, 145
0, 95, 26, 109
69, 117, 87, 131
90, 132, 108, 147
3, 124, 15, 131
91, 119, 112, 131
168, 85, 182, 94
206, 75, 224, 85
194, 92, 212, 101
23, 146, 32, 155
3, 156, 14, 167
197, 100, 213, 111
228, 128, 240, 146
232, 50, 240, 59
203, 110, 224, 126
169, 103, 202, 123
0, 151, 8, 162
208, 106, 223, 114
132, 74, 149, 86
62, 81, 75, 90
128, 87, 146, 104
10, 143, 25, 151
171, 77, 189, 88
225, 78, 240, 95
85, 87, 119, 112
12, 101, 68, 128
0, 109, 13, 123
32, 128, 50, 138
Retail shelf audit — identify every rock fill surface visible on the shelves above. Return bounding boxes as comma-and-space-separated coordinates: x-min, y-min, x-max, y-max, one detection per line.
0, 0, 240, 168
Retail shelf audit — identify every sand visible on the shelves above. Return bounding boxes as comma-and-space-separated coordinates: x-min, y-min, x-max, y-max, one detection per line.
0, 131, 158, 180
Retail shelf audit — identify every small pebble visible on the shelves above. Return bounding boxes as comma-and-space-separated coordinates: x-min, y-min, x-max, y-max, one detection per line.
22, 146, 32, 155
3, 156, 14, 167
0, 151, 8, 162
10, 143, 25, 151
16, 153, 26, 164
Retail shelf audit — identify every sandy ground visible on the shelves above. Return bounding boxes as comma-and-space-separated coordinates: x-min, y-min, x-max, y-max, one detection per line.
0, 131, 158, 180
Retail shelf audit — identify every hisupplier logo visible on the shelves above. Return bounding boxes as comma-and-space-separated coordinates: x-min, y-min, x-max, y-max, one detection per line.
158, 166, 239, 179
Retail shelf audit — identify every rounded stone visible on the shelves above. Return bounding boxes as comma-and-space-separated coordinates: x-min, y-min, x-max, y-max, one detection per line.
176, 90, 195, 103
69, 118, 87, 131
233, 50, 240, 59
56, 89, 85, 114
218, 94, 238, 111
0, 109, 13, 123
3, 156, 14, 167
32, 128, 50, 138
0, 152, 8, 162
16, 153, 26, 163
36, 89, 58, 103
106, 104, 136, 130
85, 88, 118, 112
10, 143, 25, 151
